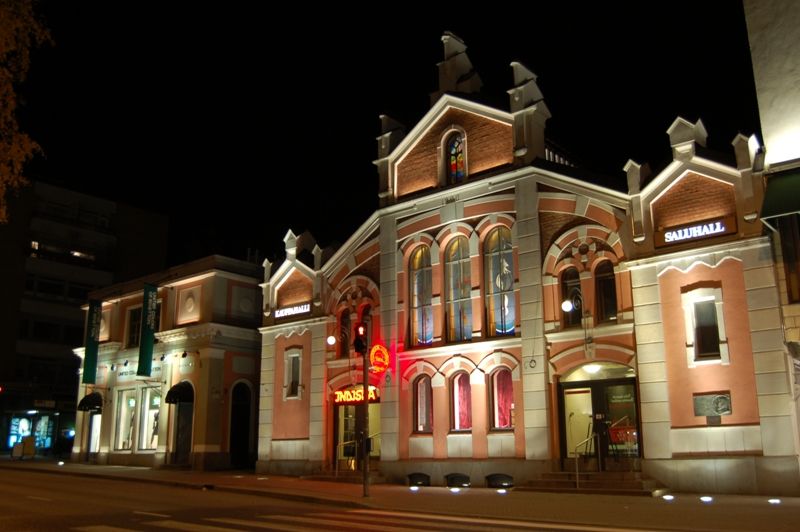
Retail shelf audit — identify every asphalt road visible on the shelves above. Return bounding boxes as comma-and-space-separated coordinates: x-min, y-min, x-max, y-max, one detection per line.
0, 469, 662, 531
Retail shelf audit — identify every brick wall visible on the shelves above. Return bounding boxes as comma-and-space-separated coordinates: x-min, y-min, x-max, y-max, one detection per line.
652, 172, 736, 230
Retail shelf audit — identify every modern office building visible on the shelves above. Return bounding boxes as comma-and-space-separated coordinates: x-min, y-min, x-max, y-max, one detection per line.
255, 34, 799, 495
0, 181, 167, 455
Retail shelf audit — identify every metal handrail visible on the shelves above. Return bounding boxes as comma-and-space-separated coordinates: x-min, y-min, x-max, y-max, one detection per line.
574, 432, 600, 489
334, 432, 381, 478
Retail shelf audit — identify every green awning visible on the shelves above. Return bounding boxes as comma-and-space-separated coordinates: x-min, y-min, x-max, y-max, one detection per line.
762, 170, 800, 220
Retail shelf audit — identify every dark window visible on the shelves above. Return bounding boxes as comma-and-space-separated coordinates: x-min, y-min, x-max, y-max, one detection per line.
63, 325, 84, 346
694, 300, 720, 358
778, 214, 800, 303
561, 268, 581, 328
414, 375, 433, 433
67, 283, 92, 301
32, 321, 60, 342
127, 307, 142, 348
287, 355, 300, 397
37, 278, 65, 297
595, 261, 617, 323
339, 310, 350, 359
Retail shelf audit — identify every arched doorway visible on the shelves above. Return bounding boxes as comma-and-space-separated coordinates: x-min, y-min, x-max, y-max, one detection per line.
229, 382, 252, 469
166, 381, 194, 465
558, 362, 640, 471
332, 385, 381, 472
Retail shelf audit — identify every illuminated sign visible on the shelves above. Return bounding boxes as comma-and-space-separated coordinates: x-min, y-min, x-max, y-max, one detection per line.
334, 386, 380, 405
369, 344, 390, 374
655, 216, 735, 247
274, 303, 310, 318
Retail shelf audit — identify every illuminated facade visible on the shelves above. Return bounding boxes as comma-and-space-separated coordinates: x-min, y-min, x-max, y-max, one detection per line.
257, 34, 799, 494
73, 256, 262, 469
745, 1, 800, 453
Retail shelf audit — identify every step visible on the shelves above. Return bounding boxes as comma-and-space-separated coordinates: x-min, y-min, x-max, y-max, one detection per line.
517, 485, 655, 496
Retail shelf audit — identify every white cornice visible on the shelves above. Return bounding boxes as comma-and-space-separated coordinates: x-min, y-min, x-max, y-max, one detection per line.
156, 322, 259, 344
532, 168, 630, 207
624, 236, 771, 270
398, 336, 521, 359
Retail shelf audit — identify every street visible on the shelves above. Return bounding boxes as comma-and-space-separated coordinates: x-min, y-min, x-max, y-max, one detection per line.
0, 469, 632, 531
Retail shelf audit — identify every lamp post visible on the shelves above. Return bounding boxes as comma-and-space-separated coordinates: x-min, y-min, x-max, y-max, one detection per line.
353, 323, 369, 497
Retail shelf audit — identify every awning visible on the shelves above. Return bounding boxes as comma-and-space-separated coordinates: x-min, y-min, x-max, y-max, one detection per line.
77, 392, 103, 412
762, 170, 800, 221
165, 381, 194, 404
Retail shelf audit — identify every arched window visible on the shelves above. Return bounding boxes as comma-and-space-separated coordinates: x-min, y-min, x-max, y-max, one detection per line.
409, 246, 433, 346
561, 267, 581, 328
413, 375, 433, 433
446, 132, 465, 184
445, 236, 472, 342
338, 309, 350, 359
595, 261, 617, 323
451, 372, 472, 431
362, 305, 372, 346
484, 227, 515, 336
491, 368, 513, 429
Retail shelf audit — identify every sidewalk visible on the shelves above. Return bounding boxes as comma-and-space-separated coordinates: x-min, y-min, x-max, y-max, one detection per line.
1, 456, 797, 531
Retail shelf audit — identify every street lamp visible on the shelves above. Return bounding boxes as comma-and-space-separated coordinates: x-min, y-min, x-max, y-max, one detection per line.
353, 322, 369, 497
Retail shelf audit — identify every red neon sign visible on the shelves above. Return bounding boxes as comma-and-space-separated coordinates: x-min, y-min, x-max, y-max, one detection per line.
369, 344, 390, 374
334, 386, 380, 405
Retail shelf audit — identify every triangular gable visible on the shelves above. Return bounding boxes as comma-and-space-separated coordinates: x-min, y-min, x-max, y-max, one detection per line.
389, 95, 514, 200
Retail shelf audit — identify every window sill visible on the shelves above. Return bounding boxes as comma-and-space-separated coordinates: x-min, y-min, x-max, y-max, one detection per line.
488, 428, 514, 433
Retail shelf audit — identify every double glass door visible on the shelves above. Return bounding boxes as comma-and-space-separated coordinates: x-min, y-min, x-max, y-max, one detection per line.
560, 376, 640, 469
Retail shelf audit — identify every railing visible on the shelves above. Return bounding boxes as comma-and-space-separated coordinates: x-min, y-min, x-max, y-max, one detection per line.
334, 432, 380, 478
574, 432, 600, 489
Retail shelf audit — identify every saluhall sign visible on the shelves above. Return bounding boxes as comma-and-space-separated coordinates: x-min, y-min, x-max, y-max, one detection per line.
655, 216, 736, 247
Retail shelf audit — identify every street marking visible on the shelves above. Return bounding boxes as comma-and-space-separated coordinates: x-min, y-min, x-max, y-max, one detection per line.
26, 496, 52, 501
147, 521, 240, 531
206, 517, 310, 531
133, 511, 171, 518
257, 514, 420, 531
72, 527, 139, 532
350, 509, 656, 531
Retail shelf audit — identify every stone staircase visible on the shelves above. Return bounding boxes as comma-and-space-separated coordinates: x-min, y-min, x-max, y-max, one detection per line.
520, 470, 662, 496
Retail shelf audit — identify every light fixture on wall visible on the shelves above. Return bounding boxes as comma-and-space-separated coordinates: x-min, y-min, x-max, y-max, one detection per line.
182, 351, 188, 358
123, 360, 129, 367
110, 363, 117, 372
160, 354, 165, 362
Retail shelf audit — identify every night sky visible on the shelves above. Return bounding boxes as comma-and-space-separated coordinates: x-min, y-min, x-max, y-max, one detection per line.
19, 2, 759, 267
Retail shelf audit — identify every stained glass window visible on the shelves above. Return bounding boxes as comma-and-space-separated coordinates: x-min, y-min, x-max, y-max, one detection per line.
484, 227, 515, 336
446, 237, 472, 341
410, 246, 433, 346
447, 133, 465, 183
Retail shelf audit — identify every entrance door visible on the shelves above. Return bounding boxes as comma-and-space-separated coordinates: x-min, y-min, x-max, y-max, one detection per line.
559, 365, 640, 471
174, 402, 193, 465
229, 383, 252, 469
333, 393, 381, 471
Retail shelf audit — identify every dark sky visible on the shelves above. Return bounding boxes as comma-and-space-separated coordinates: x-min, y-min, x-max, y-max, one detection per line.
20, 2, 759, 267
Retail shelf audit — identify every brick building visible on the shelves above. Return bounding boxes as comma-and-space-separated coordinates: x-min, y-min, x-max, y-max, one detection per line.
256, 34, 799, 494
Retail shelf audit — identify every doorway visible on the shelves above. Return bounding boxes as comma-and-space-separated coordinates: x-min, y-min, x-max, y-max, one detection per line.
333, 386, 381, 471
558, 362, 640, 470
229, 382, 252, 469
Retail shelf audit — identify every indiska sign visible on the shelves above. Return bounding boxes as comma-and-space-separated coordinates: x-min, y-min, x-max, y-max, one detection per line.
274, 303, 310, 318
655, 216, 735, 247
334, 386, 380, 405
